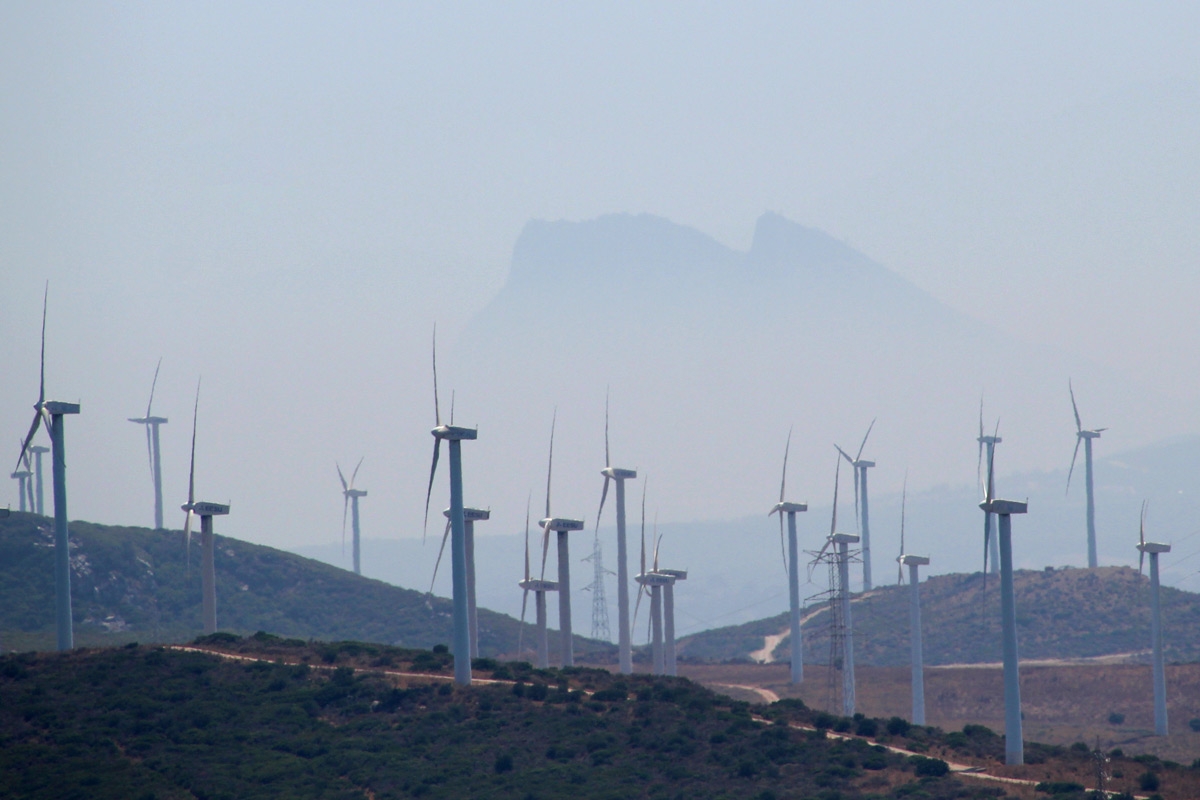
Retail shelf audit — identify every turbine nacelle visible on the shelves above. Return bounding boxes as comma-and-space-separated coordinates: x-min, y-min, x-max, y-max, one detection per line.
345, 489, 368, 499
830, 532, 861, 545
853, 459, 876, 469
899, 554, 930, 566
635, 572, 675, 587
601, 466, 637, 480
655, 568, 688, 581
445, 506, 489, 522
540, 517, 584, 532
977, 435, 1002, 445
183, 501, 230, 517
979, 499, 1028, 516
1077, 429, 1104, 440
431, 424, 477, 441
11, 471, 32, 480
1137, 541, 1171, 555
128, 416, 169, 425
771, 501, 808, 515
519, 578, 559, 592
43, 401, 80, 416
29, 446, 49, 454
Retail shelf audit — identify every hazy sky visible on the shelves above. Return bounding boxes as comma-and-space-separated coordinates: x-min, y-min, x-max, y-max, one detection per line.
2, 3, 1199, 562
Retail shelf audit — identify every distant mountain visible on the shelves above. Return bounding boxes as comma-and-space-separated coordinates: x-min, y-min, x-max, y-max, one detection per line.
441, 211, 1167, 586
0, 512, 611, 660
680, 565, 1200, 666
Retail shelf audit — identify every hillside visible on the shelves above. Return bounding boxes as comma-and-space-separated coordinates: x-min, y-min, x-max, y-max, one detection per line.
679, 566, 1200, 666
0, 512, 611, 661
4, 634, 1196, 799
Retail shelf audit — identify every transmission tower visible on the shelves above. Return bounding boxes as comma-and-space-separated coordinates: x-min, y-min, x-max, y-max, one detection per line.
807, 536, 860, 716
582, 533, 613, 642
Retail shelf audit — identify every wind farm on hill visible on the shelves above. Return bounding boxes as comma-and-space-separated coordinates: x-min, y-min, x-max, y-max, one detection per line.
4, 215, 1200, 796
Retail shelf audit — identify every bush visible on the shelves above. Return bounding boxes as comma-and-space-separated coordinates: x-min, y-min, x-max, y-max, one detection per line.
909, 755, 949, 777
432, 644, 448, 654
493, 754, 513, 773
854, 717, 878, 737
1189, 718, 1200, 733
1108, 712, 1125, 725
1035, 781, 1084, 794
1139, 771, 1160, 791
886, 716, 911, 736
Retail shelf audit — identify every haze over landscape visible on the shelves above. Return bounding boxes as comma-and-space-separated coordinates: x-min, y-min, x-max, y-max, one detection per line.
3, 4, 1200, 609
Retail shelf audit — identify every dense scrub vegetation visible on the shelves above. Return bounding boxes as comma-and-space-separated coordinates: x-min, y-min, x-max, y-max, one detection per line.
0, 634, 1024, 799
0, 512, 609, 660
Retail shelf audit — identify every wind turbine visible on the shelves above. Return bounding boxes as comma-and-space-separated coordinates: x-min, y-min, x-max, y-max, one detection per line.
337, 459, 367, 575
1067, 381, 1106, 569
769, 428, 808, 684
977, 401, 1001, 575
594, 393, 638, 675
10, 447, 33, 512
422, 327, 477, 686
437, 505, 488, 658
895, 477, 930, 724
538, 411, 585, 668
633, 503, 673, 676
180, 381, 229, 635
653, 541, 688, 677
812, 457, 859, 716
979, 432, 1028, 765
128, 358, 168, 529
1137, 502, 1170, 736
15, 284, 80, 651
835, 418, 876, 591
517, 497, 558, 668
28, 445, 49, 515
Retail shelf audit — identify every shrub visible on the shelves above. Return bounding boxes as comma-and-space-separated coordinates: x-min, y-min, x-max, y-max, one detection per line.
1070, 741, 1090, 752
909, 756, 949, 777
854, 717, 878, 737
432, 644, 449, 654
886, 716, 911, 736
1035, 781, 1084, 794
1189, 718, 1200, 733
1139, 771, 1160, 791
812, 712, 836, 730
1108, 712, 1125, 725
493, 754, 513, 773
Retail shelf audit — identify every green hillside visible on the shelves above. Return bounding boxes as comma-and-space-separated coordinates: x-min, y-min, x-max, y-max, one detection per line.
0, 634, 1113, 800
680, 566, 1200, 666
0, 512, 610, 660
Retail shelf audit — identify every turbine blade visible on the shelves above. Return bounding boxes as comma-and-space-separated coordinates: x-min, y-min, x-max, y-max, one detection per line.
595, 475, 610, 533
351, 456, 363, 488
779, 427, 792, 503
540, 525, 551, 580
855, 417, 876, 461
604, 389, 611, 467
652, 515, 660, 571
449, 389, 455, 425
432, 324, 440, 427
517, 586, 529, 656
524, 493, 532, 581
830, 456, 840, 536
632, 583, 644, 630
899, 472, 907, 555
1139, 500, 1147, 576
187, 380, 199, 506
429, 518, 451, 593
422, 439, 441, 542
1069, 380, 1082, 434
834, 443, 854, 465
545, 409, 556, 520
337, 463, 348, 493
183, 508, 193, 571
977, 398, 985, 495
983, 511, 990, 577
38, 282, 48, 406
640, 479, 647, 575
853, 465, 861, 533
16, 413, 42, 473
146, 356, 162, 418
341, 495, 349, 553
1066, 436, 1082, 495
778, 512, 787, 576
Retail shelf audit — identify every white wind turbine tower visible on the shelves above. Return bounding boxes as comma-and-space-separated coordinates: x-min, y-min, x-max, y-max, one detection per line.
769, 428, 808, 684
977, 401, 1001, 575
633, 496, 673, 676
538, 411, 585, 668
517, 497, 558, 669
1137, 502, 1171, 736
180, 381, 230, 635
436, 505, 489, 659
836, 419, 876, 591
421, 328, 477, 686
10, 447, 33, 513
15, 285, 80, 651
1067, 381, 1106, 569
128, 358, 168, 529
28, 444, 49, 515
979, 438, 1028, 766
811, 458, 859, 716
594, 393, 638, 674
895, 477, 930, 725
337, 459, 368, 576
653, 536, 688, 677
